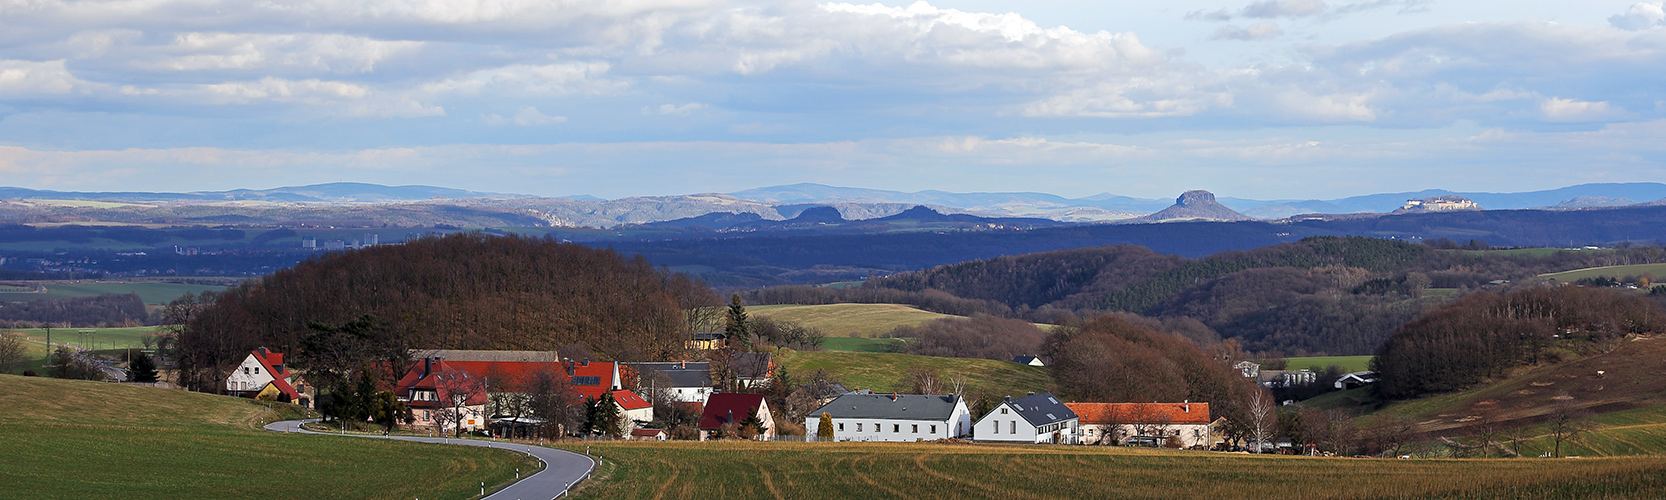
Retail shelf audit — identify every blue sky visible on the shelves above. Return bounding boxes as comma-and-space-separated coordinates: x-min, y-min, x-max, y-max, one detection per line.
0, 0, 1662, 200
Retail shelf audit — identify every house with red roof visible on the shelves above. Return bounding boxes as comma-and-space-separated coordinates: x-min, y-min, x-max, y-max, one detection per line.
613, 389, 653, 425
697, 392, 775, 441
394, 357, 490, 434
394, 356, 627, 435
226, 347, 306, 405
1066, 402, 1213, 448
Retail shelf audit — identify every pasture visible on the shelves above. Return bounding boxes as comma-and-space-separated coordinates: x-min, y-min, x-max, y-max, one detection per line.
778, 350, 1052, 399
0, 375, 535, 500
819, 336, 910, 353
749, 303, 959, 338
1538, 263, 1666, 282
556, 440, 1666, 500
0, 280, 230, 304
6, 326, 163, 352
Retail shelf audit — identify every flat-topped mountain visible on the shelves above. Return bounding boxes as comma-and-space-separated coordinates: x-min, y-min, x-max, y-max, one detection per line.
1125, 190, 1254, 223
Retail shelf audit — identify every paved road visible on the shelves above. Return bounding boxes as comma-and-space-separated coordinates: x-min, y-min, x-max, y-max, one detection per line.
264, 420, 596, 500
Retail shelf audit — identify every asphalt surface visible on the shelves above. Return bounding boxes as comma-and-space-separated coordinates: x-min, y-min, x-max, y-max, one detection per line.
264, 419, 597, 500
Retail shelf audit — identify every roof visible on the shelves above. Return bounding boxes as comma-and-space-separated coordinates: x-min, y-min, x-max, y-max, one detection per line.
691, 332, 727, 341
392, 358, 490, 408
631, 428, 666, 437
809, 393, 962, 421
1000, 393, 1077, 426
399, 359, 620, 401
1012, 356, 1042, 365
626, 362, 713, 388
698, 393, 768, 429
1065, 402, 1212, 426
613, 389, 652, 411
248, 347, 300, 401
409, 349, 559, 362
732, 352, 773, 379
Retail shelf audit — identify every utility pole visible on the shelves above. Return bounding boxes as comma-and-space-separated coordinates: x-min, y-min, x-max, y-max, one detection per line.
44, 326, 51, 365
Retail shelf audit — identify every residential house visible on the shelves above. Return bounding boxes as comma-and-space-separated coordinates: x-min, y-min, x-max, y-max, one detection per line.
974, 392, 1078, 444
625, 361, 713, 404
225, 347, 304, 404
409, 349, 559, 362
1012, 356, 1046, 367
1258, 369, 1316, 388
1067, 402, 1213, 448
395, 357, 624, 434
630, 428, 668, 441
732, 352, 774, 389
1334, 371, 1378, 390
613, 389, 653, 433
1233, 360, 1261, 379
697, 393, 776, 441
393, 357, 490, 433
804, 393, 972, 442
686, 332, 727, 350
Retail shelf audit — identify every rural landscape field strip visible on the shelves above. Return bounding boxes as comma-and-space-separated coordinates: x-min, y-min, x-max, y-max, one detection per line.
0, 376, 533, 500
554, 441, 1666, 500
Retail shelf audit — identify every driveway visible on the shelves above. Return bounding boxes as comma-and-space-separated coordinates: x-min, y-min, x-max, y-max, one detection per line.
264, 419, 597, 500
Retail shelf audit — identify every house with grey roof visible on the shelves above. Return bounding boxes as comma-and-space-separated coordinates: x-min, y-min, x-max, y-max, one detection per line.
805, 393, 971, 442
625, 361, 714, 404
974, 392, 1078, 444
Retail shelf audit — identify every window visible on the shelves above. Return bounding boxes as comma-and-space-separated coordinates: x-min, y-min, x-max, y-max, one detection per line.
243, 367, 250, 374
930, 425, 937, 434
1000, 407, 1008, 415
992, 421, 999, 434
857, 423, 863, 432
839, 423, 845, 431
893, 424, 900, 433
678, 389, 684, 394
572, 376, 601, 386
912, 424, 919, 433
1009, 421, 1016, 434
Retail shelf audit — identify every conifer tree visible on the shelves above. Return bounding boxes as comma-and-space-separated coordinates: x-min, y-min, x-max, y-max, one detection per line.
725, 294, 751, 350
127, 350, 158, 383
817, 412, 834, 439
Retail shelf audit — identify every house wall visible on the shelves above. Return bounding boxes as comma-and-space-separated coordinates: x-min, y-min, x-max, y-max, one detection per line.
670, 385, 711, 403
412, 404, 488, 433
1079, 422, 1212, 448
974, 402, 1076, 444
805, 400, 973, 442
225, 355, 277, 394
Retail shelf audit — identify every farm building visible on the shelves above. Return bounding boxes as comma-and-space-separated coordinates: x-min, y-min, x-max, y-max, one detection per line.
225, 347, 305, 405
1233, 360, 1261, 379
395, 356, 625, 434
1067, 402, 1213, 448
974, 392, 1078, 444
1335, 371, 1378, 390
805, 392, 972, 442
394, 357, 489, 434
686, 332, 727, 350
631, 428, 668, 441
1259, 369, 1316, 388
625, 361, 713, 404
1012, 356, 1046, 367
697, 393, 776, 441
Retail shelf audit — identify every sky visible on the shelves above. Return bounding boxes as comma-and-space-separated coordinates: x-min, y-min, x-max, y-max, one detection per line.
0, 0, 1663, 200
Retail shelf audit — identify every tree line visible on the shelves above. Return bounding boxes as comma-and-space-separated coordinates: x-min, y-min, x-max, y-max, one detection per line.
0, 293, 149, 328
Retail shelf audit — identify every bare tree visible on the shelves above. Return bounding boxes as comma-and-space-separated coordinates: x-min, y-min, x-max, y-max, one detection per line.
1546, 397, 1596, 458
432, 371, 486, 438
0, 333, 26, 374
526, 368, 584, 438
1247, 388, 1275, 453
902, 367, 943, 394
1470, 402, 1503, 458
947, 374, 968, 397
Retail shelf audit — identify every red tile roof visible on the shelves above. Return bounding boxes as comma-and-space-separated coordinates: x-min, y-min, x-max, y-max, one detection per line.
698, 393, 767, 430
395, 359, 622, 404
1065, 402, 1212, 425
631, 428, 666, 437
393, 358, 490, 409
613, 389, 651, 411
249, 347, 300, 401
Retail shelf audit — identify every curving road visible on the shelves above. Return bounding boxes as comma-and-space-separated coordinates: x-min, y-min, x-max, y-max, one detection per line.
264, 419, 596, 500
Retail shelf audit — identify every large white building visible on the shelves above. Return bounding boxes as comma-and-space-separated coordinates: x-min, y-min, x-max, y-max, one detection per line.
806, 393, 972, 442
626, 361, 713, 404
225, 347, 303, 404
974, 392, 1078, 444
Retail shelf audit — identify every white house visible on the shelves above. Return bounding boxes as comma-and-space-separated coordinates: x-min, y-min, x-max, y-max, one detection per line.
613, 389, 654, 433
974, 392, 1078, 444
225, 347, 303, 403
805, 393, 972, 442
1334, 371, 1378, 390
1012, 356, 1046, 367
626, 361, 713, 404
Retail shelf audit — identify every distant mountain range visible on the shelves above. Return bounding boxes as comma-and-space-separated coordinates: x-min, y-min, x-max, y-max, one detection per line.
3, 181, 1666, 228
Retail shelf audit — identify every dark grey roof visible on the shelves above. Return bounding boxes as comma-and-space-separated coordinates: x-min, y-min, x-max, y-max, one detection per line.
626, 362, 712, 388
732, 352, 772, 379
809, 393, 962, 421
1012, 356, 1039, 364
692, 332, 727, 340
1004, 392, 1076, 426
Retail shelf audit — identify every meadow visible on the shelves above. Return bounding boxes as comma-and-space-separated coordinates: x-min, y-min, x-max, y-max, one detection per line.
778, 350, 1052, 398
0, 375, 535, 500
1538, 263, 1666, 282
6, 326, 163, 352
749, 303, 959, 338
0, 280, 230, 304
555, 440, 1666, 500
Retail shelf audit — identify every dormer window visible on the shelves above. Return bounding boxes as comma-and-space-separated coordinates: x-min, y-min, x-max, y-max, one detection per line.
1000, 407, 1008, 414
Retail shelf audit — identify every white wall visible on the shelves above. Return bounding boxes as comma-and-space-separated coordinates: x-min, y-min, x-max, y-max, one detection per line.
973, 402, 1077, 444
804, 399, 972, 442
670, 385, 710, 404
224, 354, 276, 393
1080, 423, 1212, 448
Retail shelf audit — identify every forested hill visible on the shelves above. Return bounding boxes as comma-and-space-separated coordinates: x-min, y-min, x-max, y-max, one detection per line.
863, 237, 1666, 356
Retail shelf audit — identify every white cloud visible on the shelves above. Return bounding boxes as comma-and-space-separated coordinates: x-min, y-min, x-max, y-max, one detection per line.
142, 33, 424, 73
649, 102, 706, 115
1541, 97, 1627, 122
1212, 22, 1284, 41
0, 60, 86, 95
1241, 0, 1328, 19
1189, 0, 1423, 21
1610, 2, 1665, 30
1275, 90, 1377, 122
513, 106, 566, 125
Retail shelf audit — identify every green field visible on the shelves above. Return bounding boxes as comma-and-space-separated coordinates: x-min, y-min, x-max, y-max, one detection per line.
1274, 355, 1374, 373
6, 326, 163, 352
1538, 263, 1666, 282
750, 304, 960, 338
0, 281, 231, 304
556, 440, 1666, 500
0, 375, 535, 500
778, 350, 1052, 399
819, 336, 911, 353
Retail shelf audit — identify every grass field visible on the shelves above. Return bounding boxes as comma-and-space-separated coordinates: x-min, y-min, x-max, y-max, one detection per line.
0, 281, 230, 304
778, 350, 1052, 399
6, 326, 163, 352
820, 336, 911, 353
555, 440, 1666, 500
1275, 355, 1374, 373
0, 375, 536, 500
750, 304, 960, 338
1538, 263, 1666, 282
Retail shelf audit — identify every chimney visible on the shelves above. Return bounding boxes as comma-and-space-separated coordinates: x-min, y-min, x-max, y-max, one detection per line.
728, 410, 734, 424
423, 358, 432, 377
680, 360, 685, 369
891, 392, 898, 401
1184, 400, 1190, 413
1027, 391, 1035, 396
